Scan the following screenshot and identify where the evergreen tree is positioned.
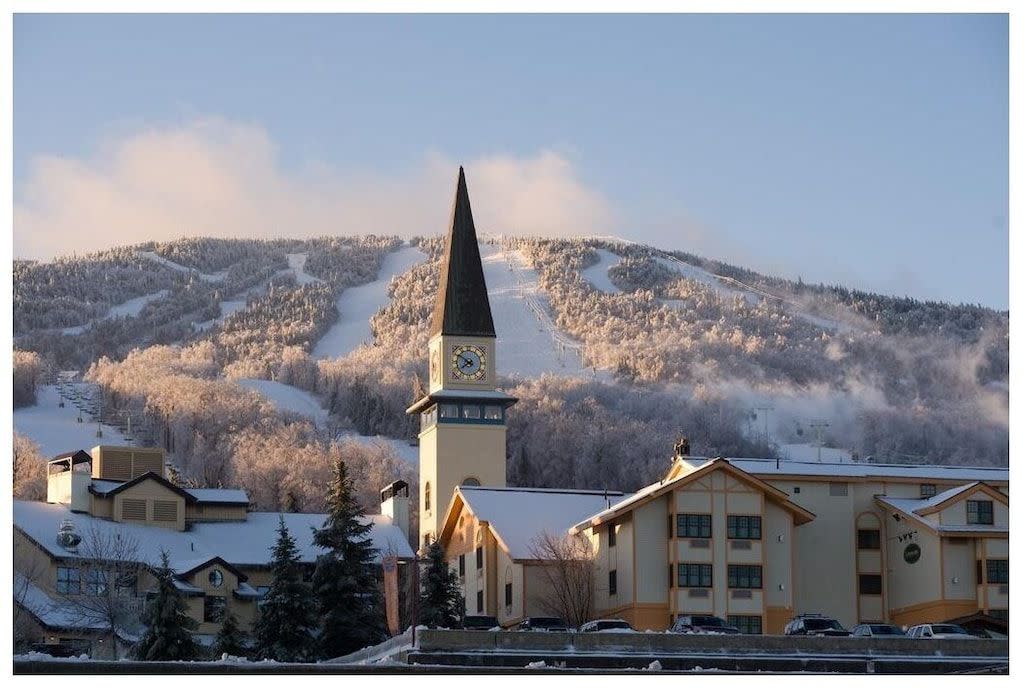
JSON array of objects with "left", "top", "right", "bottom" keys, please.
[
  {"left": 311, "top": 457, "right": 385, "bottom": 659},
  {"left": 418, "top": 541, "right": 464, "bottom": 629},
  {"left": 212, "top": 611, "right": 248, "bottom": 659},
  {"left": 252, "top": 517, "right": 317, "bottom": 662},
  {"left": 133, "top": 551, "right": 198, "bottom": 661}
]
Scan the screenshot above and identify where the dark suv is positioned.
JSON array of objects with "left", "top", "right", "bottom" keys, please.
[
  {"left": 461, "top": 615, "right": 500, "bottom": 630},
  {"left": 670, "top": 615, "right": 740, "bottom": 635},
  {"left": 784, "top": 614, "right": 850, "bottom": 637},
  {"left": 516, "top": 617, "right": 570, "bottom": 632}
]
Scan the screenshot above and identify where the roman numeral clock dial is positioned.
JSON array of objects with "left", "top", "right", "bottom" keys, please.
[{"left": 451, "top": 344, "right": 487, "bottom": 381}]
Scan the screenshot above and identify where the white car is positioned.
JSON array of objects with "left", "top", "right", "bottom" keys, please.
[
  {"left": 851, "top": 624, "right": 906, "bottom": 638},
  {"left": 906, "top": 623, "right": 976, "bottom": 640},
  {"left": 578, "top": 619, "right": 636, "bottom": 633}
]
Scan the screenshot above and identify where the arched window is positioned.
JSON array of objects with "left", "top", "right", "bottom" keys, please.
[
  {"left": 461, "top": 477, "right": 481, "bottom": 487},
  {"left": 425, "top": 482, "right": 432, "bottom": 511}
]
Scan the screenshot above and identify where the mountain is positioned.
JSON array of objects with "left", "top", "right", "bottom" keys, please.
[{"left": 12, "top": 235, "right": 1008, "bottom": 509}]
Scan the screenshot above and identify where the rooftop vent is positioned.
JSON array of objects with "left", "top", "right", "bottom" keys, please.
[{"left": 56, "top": 518, "right": 82, "bottom": 552}]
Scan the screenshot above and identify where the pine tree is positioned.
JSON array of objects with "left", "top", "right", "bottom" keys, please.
[
  {"left": 311, "top": 457, "right": 385, "bottom": 659},
  {"left": 212, "top": 611, "right": 248, "bottom": 659},
  {"left": 419, "top": 541, "right": 464, "bottom": 629},
  {"left": 133, "top": 551, "right": 198, "bottom": 661},
  {"left": 252, "top": 517, "right": 317, "bottom": 662}
]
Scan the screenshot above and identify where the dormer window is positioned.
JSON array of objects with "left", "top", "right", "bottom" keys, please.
[
  {"left": 920, "top": 484, "right": 937, "bottom": 499},
  {"left": 967, "top": 500, "right": 994, "bottom": 525}
]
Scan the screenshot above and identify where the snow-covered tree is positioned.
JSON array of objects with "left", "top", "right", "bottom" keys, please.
[
  {"left": 311, "top": 458, "right": 385, "bottom": 659},
  {"left": 13, "top": 433, "right": 47, "bottom": 500},
  {"left": 252, "top": 517, "right": 317, "bottom": 662},
  {"left": 133, "top": 552, "right": 198, "bottom": 661},
  {"left": 418, "top": 541, "right": 463, "bottom": 629}
]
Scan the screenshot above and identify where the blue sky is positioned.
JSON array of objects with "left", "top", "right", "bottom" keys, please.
[{"left": 14, "top": 13, "right": 1008, "bottom": 308}]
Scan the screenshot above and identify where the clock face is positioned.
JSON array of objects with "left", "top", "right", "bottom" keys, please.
[
  {"left": 451, "top": 344, "right": 487, "bottom": 381},
  {"left": 430, "top": 348, "right": 441, "bottom": 384}
]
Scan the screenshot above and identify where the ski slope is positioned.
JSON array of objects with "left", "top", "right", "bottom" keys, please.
[
  {"left": 286, "top": 253, "right": 320, "bottom": 286},
  {"left": 581, "top": 249, "right": 624, "bottom": 294},
  {"left": 779, "top": 443, "right": 853, "bottom": 463},
  {"left": 14, "top": 385, "right": 127, "bottom": 457},
  {"left": 312, "top": 244, "right": 427, "bottom": 359},
  {"left": 480, "top": 243, "right": 606, "bottom": 380},
  {"left": 139, "top": 251, "right": 227, "bottom": 282},
  {"left": 235, "top": 379, "right": 329, "bottom": 426},
  {"left": 193, "top": 299, "right": 248, "bottom": 333},
  {"left": 61, "top": 289, "right": 170, "bottom": 335}
]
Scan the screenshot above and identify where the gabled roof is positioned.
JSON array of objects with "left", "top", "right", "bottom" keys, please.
[
  {"left": 174, "top": 554, "right": 247, "bottom": 581},
  {"left": 438, "top": 486, "right": 626, "bottom": 560},
  {"left": 429, "top": 167, "right": 496, "bottom": 338},
  {"left": 874, "top": 481, "right": 1008, "bottom": 536},
  {"left": 571, "top": 458, "right": 816, "bottom": 532},
  {"left": 88, "top": 471, "right": 197, "bottom": 503},
  {"left": 47, "top": 449, "right": 92, "bottom": 470}
]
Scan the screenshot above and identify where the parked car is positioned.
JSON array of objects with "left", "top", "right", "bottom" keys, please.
[
  {"left": 670, "top": 615, "right": 740, "bottom": 635},
  {"left": 906, "top": 624, "right": 976, "bottom": 640},
  {"left": 516, "top": 617, "right": 570, "bottom": 632},
  {"left": 850, "top": 624, "right": 907, "bottom": 638},
  {"left": 461, "top": 615, "right": 500, "bottom": 631},
  {"left": 579, "top": 619, "right": 635, "bottom": 633},
  {"left": 784, "top": 614, "right": 850, "bottom": 637}
]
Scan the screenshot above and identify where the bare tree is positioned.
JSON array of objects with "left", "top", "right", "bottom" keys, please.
[
  {"left": 528, "top": 531, "right": 595, "bottom": 629},
  {"left": 57, "top": 526, "right": 145, "bottom": 659},
  {"left": 14, "top": 557, "right": 49, "bottom": 652}
]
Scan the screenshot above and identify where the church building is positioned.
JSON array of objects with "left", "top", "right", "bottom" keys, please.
[{"left": 414, "top": 168, "right": 1009, "bottom": 635}]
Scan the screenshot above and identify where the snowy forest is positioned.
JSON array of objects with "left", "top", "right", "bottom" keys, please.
[{"left": 13, "top": 234, "right": 1009, "bottom": 514}]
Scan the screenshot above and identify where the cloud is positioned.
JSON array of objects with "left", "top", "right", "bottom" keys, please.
[{"left": 14, "top": 118, "right": 617, "bottom": 259}]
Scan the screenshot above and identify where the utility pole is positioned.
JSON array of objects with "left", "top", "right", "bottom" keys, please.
[{"left": 808, "top": 419, "right": 831, "bottom": 462}]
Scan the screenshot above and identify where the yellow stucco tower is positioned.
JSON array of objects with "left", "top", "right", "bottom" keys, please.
[{"left": 407, "top": 167, "right": 516, "bottom": 550}]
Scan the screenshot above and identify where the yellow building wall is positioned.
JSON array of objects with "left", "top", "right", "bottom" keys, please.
[
  {"left": 418, "top": 423, "right": 507, "bottom": 547},
  {"left": 112, "top": 480, "right": 187, "bottom": 531}
]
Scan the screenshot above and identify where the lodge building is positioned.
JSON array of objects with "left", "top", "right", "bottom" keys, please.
[
  {"left": 13, "top": 446, "right": 413, "bottom": 656},
  {"left": 414, "top": 168, "right": 1010, "bottom": 635}
]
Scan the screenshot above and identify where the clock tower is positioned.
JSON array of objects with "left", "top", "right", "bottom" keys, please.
[{"left": 407, "top": 167, "right": 516, "bottom": 549}]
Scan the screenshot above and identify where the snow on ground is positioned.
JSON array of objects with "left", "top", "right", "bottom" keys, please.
[
  {"left": 61, "top": 290, "right": 170, "bottom": 335},
  {"left": 778, "top": 443, "right": 853, "bottom": 463},
  {"left": 139, "top": 251, "right": 226, "bottom": 282},
  {"left": 481, "top": 244, "right": 608, "bottom": 380},
  {"left": 192, "top": 299, "right": 248, "bottom": 332},
  {"left": 337, "top": 432, "right": 419, "bottom": 467},
  {"left": 286, "top": 253, "right": 320, "bottom": 285},
  {"left": 14, "top": 385, "right": 127, "bottom": 457},
  {"left": 580, "top": 249, "right": 624, "bottom": 294},
  {"left": 235, "top": 379, "right": 328, "bottom": 426},
  {"left": 313, "top": 244, "right": 427, "bottom": 359}
]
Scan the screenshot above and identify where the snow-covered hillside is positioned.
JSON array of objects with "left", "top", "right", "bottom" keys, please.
[
  {"left": 481, "top": 243, "right": 605, "bottom": 380},
  {"left": 61, "top": 289, "right": 170, "bottom": 335},
  {"left": 337, "top": 432, "right": 418, "bottom": 467},
  {"left": 581, "top": 249, "right": 623, "bottom": 294},
  {"left": 139, "top": 251, "right": 227, "bottom": 282},
  {"left": 286, "top": 253, "right": 320, "bottom": 286},
  {"left": 14, "top": 385, "right": 127, "bottom": 457},
  {"left": 236, "top": 379, "right": 329, "bottom": 426},
  {"left": 313, "top": 244, "right": 427, "bottom": 359}
]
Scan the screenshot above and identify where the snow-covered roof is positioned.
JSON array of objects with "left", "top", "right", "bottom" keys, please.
[
  {"left": 874, "top": 483, "right": 984, "bottom": 517},
  {"left": 14, "top": 500, "right": 414, "bottom": 576},
  {"left": 185, "top": 488, "right": 250, "bottom": 504},
  {"left": 455, "top": 486, "right": 626, "bottom": 560},
  {"left": 725, "top": 458, "right": 1008, "bottom": 482}
]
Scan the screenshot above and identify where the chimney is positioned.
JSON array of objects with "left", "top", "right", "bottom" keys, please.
[{"left": 380, "top": 480, "right": 411, "bottom": 543}]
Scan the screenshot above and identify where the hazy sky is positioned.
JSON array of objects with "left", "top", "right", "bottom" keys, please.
[{"left": 13, "top": 13, "right": 1008, "bottom": 308}]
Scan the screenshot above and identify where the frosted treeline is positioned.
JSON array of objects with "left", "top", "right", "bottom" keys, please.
[{"left": 13, "top": 234, "right": 1008, "bottom": 508}]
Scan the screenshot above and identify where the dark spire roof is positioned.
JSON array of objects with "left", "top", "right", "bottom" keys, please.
[{"left": 429, "top": 167, "right": 496, "bottom": 338}]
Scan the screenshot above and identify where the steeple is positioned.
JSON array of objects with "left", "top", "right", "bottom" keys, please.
[{"left": 429, "top": 167, "right": 496, "bottom": 338}]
